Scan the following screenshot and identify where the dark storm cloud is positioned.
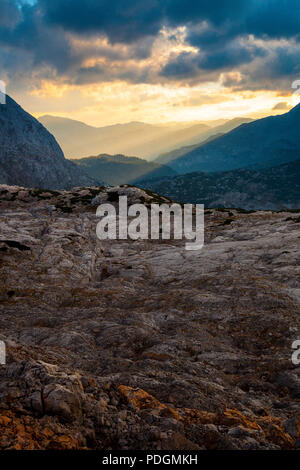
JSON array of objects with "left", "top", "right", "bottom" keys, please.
[
  {"left": 234, "top": 43, "right": 300, "bottom": 92},
  {"left": 1, "top": 0, "right": 300, "bottom": 90},
  {"left": 266, "top": 45, "right": 300, "bottom": 78},
  {"left": 74, "top": 62, "right": 152, "bottom": 85},
  {"left": 37, "top": 0, "right": 300, "bottom": 44},
  {"left": 0, "top": 2, "right": 74, "bottom": 73},
  {"left": 183, "top": 0, "right": 300, "bottom": 53},
  {"left": 38, "top": 0, "right": 250, "bottom": 43},
  {"left": 0, "top": 1, "right": 156, "bottom": 78},
  {"left": 166, "top": 0, "right": 247, "bottom": 25},
  {"left": 0, "top": 0, "right": 21, "bottom": 27},
  {"left": 38, "top": 0, "right": 164, "bottom": 43},
  {"left": 245, "top": 0, "right": 300, "bottom": 39},
  {"left": 199, "top": 41, "right": 266, "bottom": 70},
  {"left": 160, "top": 40, "right": 267, "bottom": 80}
]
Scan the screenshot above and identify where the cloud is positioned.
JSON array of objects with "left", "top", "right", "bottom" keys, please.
[
  {"left": 1, "top": 0, "right": 300, "bottom": 96},
  {"left": 39, "top": 0, "right": 164, "bottom": 43},
  {"left": 159, "top": 52, "right": 200, "bottom": 80},
  {"left": 272, "top": 101, "right": 290, "bottom": 110},
  {"left": 245, "top": 0, "right": 300, "bottom": 39},
  {"left": 225, "top": 40, "right": 300, "bottom": 92},
  {"left": 0, "top": 0, "right": 21, "bottom": 27},
  {"left": 160, "top": 38, "right": 267, "bottom": 83}
]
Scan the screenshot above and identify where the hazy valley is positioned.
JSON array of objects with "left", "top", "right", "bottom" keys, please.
[{"left": 39, "top": 114, "right": 252, "bottom": 161}]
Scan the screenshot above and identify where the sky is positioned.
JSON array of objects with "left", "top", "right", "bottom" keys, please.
[{"left": 1, "top": 0, "right": 300, "bottom": 126}]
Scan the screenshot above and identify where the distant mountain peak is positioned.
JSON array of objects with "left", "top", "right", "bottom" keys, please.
[{"left": 162, "top": 105, "right": 300, "bottom": 174}]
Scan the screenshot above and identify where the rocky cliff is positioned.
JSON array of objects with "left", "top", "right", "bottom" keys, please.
[{"left": 0, "top": 95, "right": 96, "bottom": 189}]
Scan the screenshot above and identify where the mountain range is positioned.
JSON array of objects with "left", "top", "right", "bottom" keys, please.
[
  {"left": 39, "top": 115, "right": 252, "bottom": 160},
  {"left": 72, "top": 153, "right": 177, "bottom": 185},
  {"left": 154, "top": 133, "right": 224, "bottom": 165},
  {"left": 162, "top": 105, "right": 300, "bottom": 174},
  {"left": 154, "top": 116, "right": 253, "bottom": 167},
  {"left": 138, "top": 158, "right": 300, "bottom": 210},
  {"left": 0, "top": 96, "right": 96, "bottom": 190},
  {"left": 2, "top": 93, "right": 300, "bottom": 212}
]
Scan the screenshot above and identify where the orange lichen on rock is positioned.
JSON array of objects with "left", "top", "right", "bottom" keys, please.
[
  {"left": 0, "top": 411, "right": 85, "bottom": 450},
  {"left": 182, "top": 409, "right": 218, "bottom": 425},
  {"left": 183, "top": 408, "right": 295, "bottom": 449},
  {"left": 221, "top": 408, "right": 262, "bottom": 430},
  {"left": 119, "top": 385, "right": 166, "bottom": 411},
  {"left": 119, "top": 385, "right": 182, "bottom": 420},
  {"left": 118, "top": 387, "right": 296, "bottom": 449},
  {"left": 256, "top": 415, "right": 295, "bottom": 449}
]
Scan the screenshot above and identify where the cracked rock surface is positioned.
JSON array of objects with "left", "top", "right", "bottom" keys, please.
[{"left": 0, "top": 184, "right": 299, "bottom": 450}]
